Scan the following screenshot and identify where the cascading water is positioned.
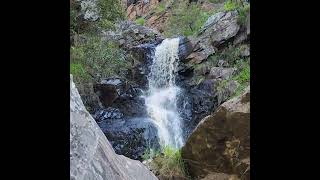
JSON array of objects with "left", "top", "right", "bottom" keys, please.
[{"left": 144, "top": 38, "right": 184, "bottom": 148}]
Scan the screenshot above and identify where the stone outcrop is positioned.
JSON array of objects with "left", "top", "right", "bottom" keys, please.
[
  {"left": 70, "top": 74, "right": 158, "bottom": 180},
  {"left": 102, "top": 21, "right": 163, "bottom": 50},
  {"left": 181, "top": 86, "right": 250, "bottom": 180},
  {"left": 186, "top": 10, "right": 240, "bottom": 65}
]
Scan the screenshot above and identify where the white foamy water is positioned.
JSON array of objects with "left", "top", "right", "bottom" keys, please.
[{"left": 144, "top": 38, "right": 184, "bottom": 148}]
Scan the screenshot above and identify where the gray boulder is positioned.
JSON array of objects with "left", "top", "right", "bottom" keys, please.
[
  {"left": 70, "top": 74, "right": 158, "bottom": 180},
  {"left": 198, "top": 10, "right": 240, "bottom": 46}
]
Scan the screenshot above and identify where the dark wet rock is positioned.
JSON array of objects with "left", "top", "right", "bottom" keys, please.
[
  {"left": 178, "top": 36, "right": 194, "bottom": 60},
  {"left": 128, "top": 43, "right": 156, "bottom": 88},
  {"left": 93, "top": 107, "right": 124, "bottom": 121},
  {"left": 93, "top": 77, "right": 129, "bottom": 107},
  {"left": 93, "top": 77, "right": 148, "bottom": 117},
  {"left": 97, "top": 117, "right": 160, "bottom": 160}
]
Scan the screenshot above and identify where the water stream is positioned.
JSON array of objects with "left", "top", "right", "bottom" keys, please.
[{"left": 144, "top": 38, "right": 184, "bottom": 148}]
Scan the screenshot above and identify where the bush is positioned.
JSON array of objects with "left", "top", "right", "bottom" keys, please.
[
  {"left": 155, "top": 2, "right": 166, "bottom": 13},
  {"left": 164, "top": 2, "right": 209, "bottom": 37},
  {"left": 144, "top": 146, "right": 189, "bottom": 179},
  {"left": 70, "top": 63, "right": 89, "bottom": 80},
  {"left": 135, "top": 17, "right": 145, "bottom": 26},
  {"left": 70, "top": 35, "right": 130, "bottom": 82},
  {"left": 98, "top": 0, "right": 125, "bottom": 22},
  {"left": 223, "top": 0, "right": 250, "bottom": 25},
  {"left": 232, "top": 59, "right": 250, "bottom": 97},
  {"left": 237, "top": 3, "right": 250, "bottom": 25},
  {"left": 224, "top": 0, "right": 238, "bottom": 11}
]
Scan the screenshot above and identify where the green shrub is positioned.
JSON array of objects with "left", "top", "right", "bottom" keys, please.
[
  {"left": 70, "top": 34, "right": 130, "bottom": 81},
  {"left": 98, "top": 0, "right": 125, "bottom": 22},
  {"left": 135, "top": 17, "right": 145, "bottom": 26},
  {"left": 237, "top": 3, "right": 250, "bottom": 25},
  {"left": 164, "top": 2, "right": 210, "bottom": 37},
  {"left": 235, "top": 61, "right": 249, "bottom": 84},
  {"left": 142, "top": 148, "right": 160, "bottom": 161},
  {"left": 232, "top": 60, "right": 250, "bottom": 97},
  {"left": 223, "top": 0, "right": 250, "bottom": 25},
  {"left": 70, "top": 63, "right": 89, "bottom": 80},
  {"left": 150, "top": 146, "right": 189, "bottom": 178},
  {"left": 224, "top": 0, "right": 237, "bottom": 11},
  {"left": 156, "top": 2, "right": 166, "bottom": 13}
]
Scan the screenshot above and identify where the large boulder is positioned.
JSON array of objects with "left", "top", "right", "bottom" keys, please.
[
  {"left": 198, "top": 10, "right": 240, "bottom": 46},
  {"left": 70, "top": 75, "right": 158, "bottom": 180},
  {"left": 181, "top": 87, "right": 250, "bottom": 179}
]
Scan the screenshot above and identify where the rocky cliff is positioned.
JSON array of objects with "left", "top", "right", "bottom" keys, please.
[{"left": 70, "top": 74, "right": 158, "bottom": 180}]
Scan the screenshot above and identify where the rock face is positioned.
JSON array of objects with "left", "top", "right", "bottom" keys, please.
[
  {"left": 97, "top": 117, "right": 160, "bottom": 160},
  {"left": 181, "top": 87, "right": 250, "bottom": 180},
  {"left": 102, "top": 21, "right": 163, "bottom": 51},
  {"left": 70, "top": 74, "right": 158, "bottom": 180},
  {"left": 186, "top": 10, "right": 240, "bottom": 65},
  {"left": 92, "top": 77, "right": 161, "bottom": 160}
]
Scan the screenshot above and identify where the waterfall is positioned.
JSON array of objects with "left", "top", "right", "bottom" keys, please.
[{"left": 144, "top": 38, "right": 184, "bottom": 148}]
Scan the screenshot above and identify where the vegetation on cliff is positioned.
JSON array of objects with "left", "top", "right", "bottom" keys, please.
[{"left": 143, "top": 146, "right": 189, "bottom": 179}]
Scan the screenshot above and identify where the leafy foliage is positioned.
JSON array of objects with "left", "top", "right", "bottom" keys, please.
[
  {"left": 224, "top": 0, "right": 238, "bottom": 11},
  {"left": 97, "top": 0, "right": 125, "bottom": 29},
  {"left": 144, "top": 146, "right": 189, "bottom": 179},
  {"left": 232, "top": 59, "right": 250, "bottom": 97},
  {"left": 223, "top": 0, "right": 250, "bottom": 25},
  {"left": 237, "top": 2, "right": 250, "bottom": 25},
  {"left": 155, "top": 2, "right": 166, "bottom": 13},
  {"left": 71, "top": 35, "right": 130, "bottom": 82},
  {"left": 164, "top": 2, "right": 210, "bottom": 37},
  {"left": 135, "top": 17, "right": 145, "bottom": 26}
]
